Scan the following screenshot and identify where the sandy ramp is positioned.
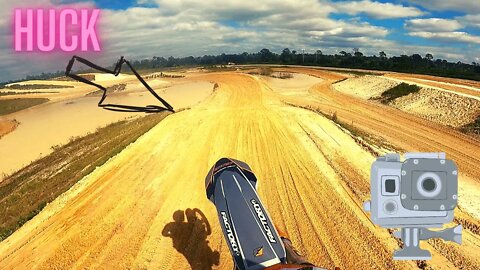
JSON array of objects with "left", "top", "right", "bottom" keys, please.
[{"left": 332, "top": 75, "right": 399, "bottom": 99}]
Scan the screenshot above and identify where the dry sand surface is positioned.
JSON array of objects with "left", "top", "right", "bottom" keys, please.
[
  {"left": 0, "top": 97, "right": 141, "bottom": 177},
  {"left": 332, "top": 75, "right": 400, "bottom": 99},
  {"left": 261, "top": 73, "right": 323, "bottom": 94},
  {"left": 391, "top": 88, "right": 480, "bottom": 127},
  {"left": 0, "top": 74, "right": 213, "bottom": 178},
  {"left": 0, "top": 70, "right": 479, "bottom": 270}
]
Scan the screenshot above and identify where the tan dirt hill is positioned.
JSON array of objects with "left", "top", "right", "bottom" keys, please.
[
  {"left": 332, "top": 75, "right": 400, "bottom": 99},
  {"left": 390, "top": 88, "right": 480, "bottom": 127},
  {"left": 331, "top": 73, "right": 480, "bottom": 129}
]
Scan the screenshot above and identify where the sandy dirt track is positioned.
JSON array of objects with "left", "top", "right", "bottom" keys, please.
[
  {"left": 384, "top": 73, "right": 480, "bottom": 100},
  {"left": 0, "top": 71, "right": 479, "bottom": 269},
  {"left": 0, "top": 76, "right": 213, "bottom": 177}
]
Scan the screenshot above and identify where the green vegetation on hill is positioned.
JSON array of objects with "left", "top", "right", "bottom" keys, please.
[
  {"left": 323, "top": 68, "right": 379, "bottom": 76},
  {"left": 6, "top": 84, "right": 73, "bottom": 90},
  {"left": 461, "top": 115, "right": 480, "bottom": 136},
  {"left": 0, "top": 98, "right": 49, "bottom": 115},
  {"left": 0, "top": 112, "right": 171, "bottom": 241},
  {"left": 379, "top": 83, "right": 421, "bottom": 103},
  {"left": 0, "top": 91, "right": 57, "bottom": 96}
]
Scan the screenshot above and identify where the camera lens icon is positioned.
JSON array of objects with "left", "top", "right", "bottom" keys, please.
[
  {"left": 416, "top": 172, "right": 442, "bottom": 198},
  {"left": 383, "top": 200, "right": 397, "bottom": 214}
]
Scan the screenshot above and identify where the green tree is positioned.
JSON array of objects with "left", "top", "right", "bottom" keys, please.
[
  {"left": 411, "top": 54, "right": 422, "bottom": 62},
  {"left": 280, "top": 48, "right": 292, "bottom": 63},
  {"left": 353, "top": 48, "right": 363, "bottom": 57},
  {"left": 315, "top": 49, "right": 322, "bottom": 63},
  {"left": 259, "top": 48, "right": 273, "bottom": 62}
]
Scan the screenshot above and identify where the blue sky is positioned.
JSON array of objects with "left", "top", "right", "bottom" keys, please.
[{"left": 1, "top": 0, "right": 479, "bottom": 81}]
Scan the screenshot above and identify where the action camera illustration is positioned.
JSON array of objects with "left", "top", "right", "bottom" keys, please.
[{"left": 363, "top": 152, "right": 462, "bottom": 260}]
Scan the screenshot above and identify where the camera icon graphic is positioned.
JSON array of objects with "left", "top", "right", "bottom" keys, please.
[{"left": 364, "top": 152, "right": 462, "bottom": 260}]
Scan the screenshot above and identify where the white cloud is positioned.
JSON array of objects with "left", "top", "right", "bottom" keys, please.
[
  {"left": 405, "top": 18, "right": 463, "bottom": 32},
  {"left": 31, "top": 0, "right": 392, "bottom": 59},
  {"left": 456, "top": 14, "right": 480, "bottom": 28},
  {"left": 333, "top": 0, "right": 425, "bottom": 19},
  {"left": 406, "top": 0, "right": 480, "bottom": 13},
  {"left": 405, "top": 18, "right": 480, "bottom": 45},
  {"left": 409, "top": 31, "right": 480, "bottom": 44}
]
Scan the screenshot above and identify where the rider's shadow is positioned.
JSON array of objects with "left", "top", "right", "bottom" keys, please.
[{"left": 162, "top": 208, "right": 220, "bottom": 270}]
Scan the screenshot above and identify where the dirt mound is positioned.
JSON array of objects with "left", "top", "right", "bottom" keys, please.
[
  {"left": 0, "top": 119, "right": 18, "bottom": 139},
  {"left": 390, "top": 88, "right": 480, "bottom": 127},
  {"left": 54, "top": 74, "right": 96, "bottom": 82},
  {"left": 332, "top": 75, "right": 400, "bottom": 99},
  {"left": 86, "top": 83, "right": 127, "bottom": 97}
]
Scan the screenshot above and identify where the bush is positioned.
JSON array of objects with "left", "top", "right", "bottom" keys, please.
[
  {"left": 332, "top": 112, "right": 338, "bottom": 122},
  {"left": 260, "top": 67, "right": 273, "bottom": 76},
  {"left": 380, "top": 83, "right": 420, "bottom": 103},
  {"left": 460, "top": 115, "right": 480, "bottom": 135}
]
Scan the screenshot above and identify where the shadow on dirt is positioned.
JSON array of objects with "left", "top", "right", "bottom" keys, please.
[{"left": 162, "top": 208, "right": 220, "bottom": 270}]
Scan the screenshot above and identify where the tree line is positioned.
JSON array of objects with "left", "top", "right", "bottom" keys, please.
[
  {"left": 131, "top": 48, "right": 479, "bottom": 81},
  {"left": 2, "top": 48, "right": 479, "bottom": 86}
]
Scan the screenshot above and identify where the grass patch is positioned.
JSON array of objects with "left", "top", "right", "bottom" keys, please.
[
  {"left": 202, "top": 65, "right": 238, "bottom": 72},
  {"left": 317, "top": 109, "right": 403, "bottom": 153},
  {"left": 259, "top": 67, "right": 273, "bottom": 76},
  {"left": 0, "top": 112, "right": 171, "bottom": 241},
  {"left": 6, "top": 84, "right": 74, "bottom": 90},
  {"left": 378, "top": 82, "right": 420, "bottom": 103},
  {"left": 321, "top": 68, "right": 380, "bottom": 76},
  {"left": 248, "top": 67, "right": 293, "bottom": 79},
  {"left": 53, "top": 74, "right": 95, "bottom": 82},
  {"left": 0, "top": 98, "right": 49, "bottom": 115},
  {"left": 0, "top": 91, "right": 58, "bottom": 96}
]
